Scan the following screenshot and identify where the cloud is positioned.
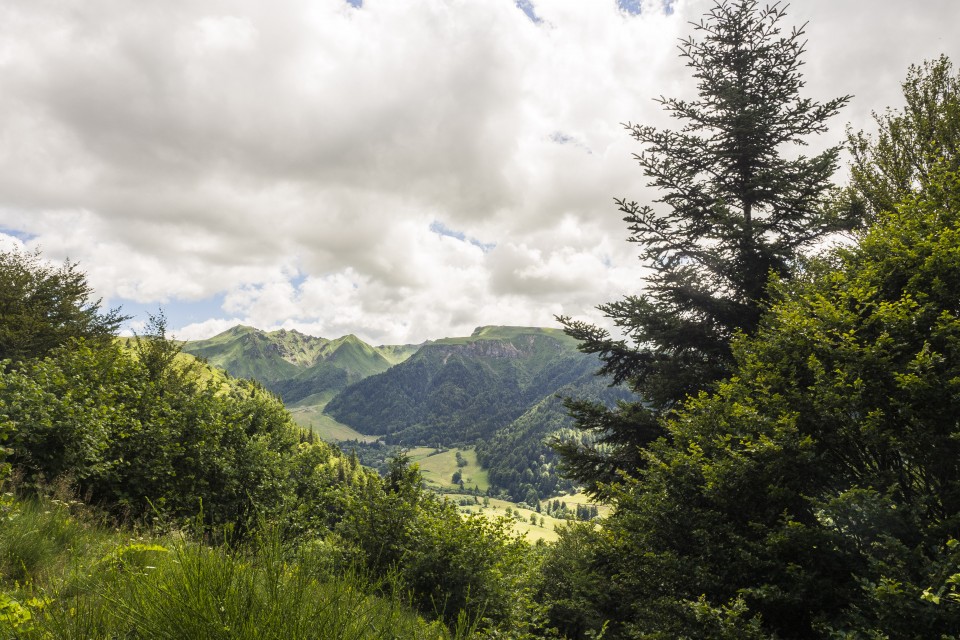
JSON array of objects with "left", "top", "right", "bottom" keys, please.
[
  {"left": 0, "top": 0, "right": 958, "bottom": 344},
  {"left": 0, "top": 233, "right": 28, "bottom": 254}
]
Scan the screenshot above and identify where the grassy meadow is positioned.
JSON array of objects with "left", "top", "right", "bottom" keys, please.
[
  {"left": 289, "top": 403, "right": 379, "bottom": 442},
  {"left": 407, "top": 447, "right": 490, "bottom": 493}
]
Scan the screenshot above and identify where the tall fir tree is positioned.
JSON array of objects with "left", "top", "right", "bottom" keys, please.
[{"left": 556, "top": 0, "right": 853, "bottom": 496}]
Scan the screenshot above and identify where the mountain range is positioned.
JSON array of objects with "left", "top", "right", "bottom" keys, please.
[
  {"left": 183, "top": 324, "right": 629, "bottom": 501},
  {"left": 181, "top": 325, "right": 419, "bottom": 406}
]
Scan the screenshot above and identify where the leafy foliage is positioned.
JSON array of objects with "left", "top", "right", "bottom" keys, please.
[
  {"left": 848, "top": 54, "right": 960, "bottom": 219},
  {"left": 570, "top": 168, "right": 960, "bottom": 638},
  {"left": 0, "top": 498, "right": 465, "bottom": 639},
  {"left": 337, "top": 455, "right": 535, "bottom": 631},
  {"left": 0, "top": 248, "right": 126, "bottom": 364},
  {"left": 0, "top": 254, "right": 538, "bottom": 636},
  {"left": 2, "top": 335, "right": 310, "bottom": 533}
]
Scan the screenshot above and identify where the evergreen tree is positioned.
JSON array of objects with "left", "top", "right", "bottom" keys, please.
[
  {"left": 556, "top": 0, "right": 852, "bottom": 495},
  {"left": 595, "top": 165, "right": 960, "bottom": 639}
]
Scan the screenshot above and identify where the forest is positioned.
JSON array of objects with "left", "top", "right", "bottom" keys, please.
[{"left": 2, "top": 0, "right": 960, "bottom": 637}]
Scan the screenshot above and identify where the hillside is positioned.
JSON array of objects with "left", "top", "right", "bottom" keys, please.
[
  {"left": 475, "top": 376, "right": 633, "bottom": 503},
  {"left": 324, "top": 326, "right": 601, "bottom": 446},
  {"left": 182, "top": 324, "right": 628, "bottom": 501},
  {"left": 181, "top": 325, "right": 419, "bottom": 405}
]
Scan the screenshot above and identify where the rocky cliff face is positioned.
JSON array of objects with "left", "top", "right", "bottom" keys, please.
[{"left": 436, "top": 340, "right": 524, "bottom": 363}]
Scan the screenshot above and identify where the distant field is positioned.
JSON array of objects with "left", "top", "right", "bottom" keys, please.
[
  {"left": 283, "top": 403, "right": 603, "bottom": 541},
  {"left": 289, "top": 404, "right": 379, "bottom": 443},
  {"left": 404, "top": 448, "right": 605, "bottom": 542},
  {"left": 447, "top": 494, "right": 573, "bottom": 543},
  {"left": 556, "top": 490, "right": 612, "bottom": 518},
  {"left": 288, "top": 389, "right": 339, "bottom": 409},
  {"left": 407, "top": 447, "right": 490, "bottom": 493}
]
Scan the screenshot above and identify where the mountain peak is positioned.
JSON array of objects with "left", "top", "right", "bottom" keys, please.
[
  {"left": 469, "top": 325, "right": 570, "bottom": 341},
  {"left": 471, "top": 325, "right": 531, "bottom": 337},
  {"left": 227, "top": 324, "right": 257, "bottom": 336}
]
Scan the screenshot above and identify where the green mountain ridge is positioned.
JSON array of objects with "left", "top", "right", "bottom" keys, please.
[
  {"left": 181, "top": 325, "right": 420, "bottom": 405},
  {"left": 185, "top": 324, "right": 628, "bottom": 500},
  {"left": 325, "top": 326, "right": 602, "bottom": 445},
  {"left": 476, "top": 377, "right": 632, "bottom": 502}
]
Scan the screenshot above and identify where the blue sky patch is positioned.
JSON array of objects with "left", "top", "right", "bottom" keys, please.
[
  {"left": 110, "top": 293, "right": 229, "bottom": 337},
  {"left": 515, "top": 0, "right": 542, "bottom": 24},
  {"left": 618, "top": 0, "right": 675, "bottom": 15},
  {"left": 431, "top": 221, "right": 495, "bottom": 253},
  {"left": 550, "top": 131, "right": 593, "bottom": 154},
  {"left": 0, "top": 227, "right": 36, "bottom": 243},
  {"left": 345, "top": 0, "right": 362, "bottom": 8},
  {"left": 430, "top": 220, "right": 466, "bottom": 242}
]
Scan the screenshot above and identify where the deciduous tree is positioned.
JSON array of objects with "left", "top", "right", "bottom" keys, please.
[
  {"left": 847, "top": 54, "right": 960, "bottom": 219},
  {"left": 0, "top": 248, "right": 126, "bottom": 364},
  {"left": 591, "top": 166, "right": 960, "bottom": 638}
]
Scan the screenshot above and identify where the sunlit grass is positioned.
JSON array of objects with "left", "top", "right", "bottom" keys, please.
[
  {"left": 290, "top": 404, "right": 380, "bottom": 443},
  {"left": 408, "top": 447, "right": 489, "bottom": 493},
  {"left": 446, "top": 491, "right": 609, "bottom": 544},
  {"left": 0, "top": 496, "right": 471, "bottom": 639}
]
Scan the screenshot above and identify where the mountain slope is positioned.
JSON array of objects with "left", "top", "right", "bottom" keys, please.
[
  {"left": 324, "top": 326, "right": 599, "bottom": 445},
  {"left": 182, "top": 325, "right": 418, "bottom": 405},
  {"left": 475, "top": 376, "right": 633, "bottom": 502}
]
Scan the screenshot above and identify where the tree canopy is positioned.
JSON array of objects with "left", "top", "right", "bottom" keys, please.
[
  {"left": 848, "top": 54, "right": 960, "bottom": 220},
  {"left": 585, "top": 165, "right": 960, "bottom": 638},
  {"left": 0, "top": 247, "right": 540, "bottom": 637},
  {"left": 557, "top": 0, "right": 852, "bottom": 495},
  {"left": 0, "top": 248, "right": 126, "bottom": 364}
]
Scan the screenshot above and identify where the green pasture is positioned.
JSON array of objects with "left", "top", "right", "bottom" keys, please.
[
  {"left": 289, "top": 404, "right": 379, "bottom": 443},
  {"left": 407, "top": 447, "right": 490, "bottom": 493}
]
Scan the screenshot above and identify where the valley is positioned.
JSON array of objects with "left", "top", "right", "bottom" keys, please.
[{"left": 182, "top": 323, "right": 626, "bottom": 535}]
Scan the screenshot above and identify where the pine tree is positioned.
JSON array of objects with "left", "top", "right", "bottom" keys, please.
[{"left": 556, "top": 0, "right": 852, "bottom": 496}]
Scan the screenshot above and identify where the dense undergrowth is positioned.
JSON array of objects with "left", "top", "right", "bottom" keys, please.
[
  {"left": 0, "top": 493, "right": 470, "bottom": 638},
  {"left": 0, "top": 301, "right": 542, "bottom": 637}
]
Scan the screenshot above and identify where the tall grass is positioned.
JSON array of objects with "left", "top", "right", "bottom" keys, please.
[{"left": 0, "top": 497, "right": 475, "bottom": 639}]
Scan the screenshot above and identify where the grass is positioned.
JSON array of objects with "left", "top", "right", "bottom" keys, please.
[
  {"left": 399, "top": 448, "right": 605, "bottom": 543},
  {"left": 407, "top": 448, "right": 490, "bottom": 493},
  {"left": 0, "top": 495, "right": 472, "bottom": 639},
  {"left": 448, "top": 495, "right": 564, "bottom": 543},
  {"left": 557, "top": 490, "right": 612, "bottom": 518},
  {"left": 288, "top": 389, "right": 340, "bottom": 409},
  {"left": 289, "top": 403, "right": 380, "bottom": 443},
  {"left": 444, "top": 491, "right": 609, "bottom": 544}
]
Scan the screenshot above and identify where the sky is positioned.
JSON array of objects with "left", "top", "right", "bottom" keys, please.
[{"left": 1, "top": 0, "right": 958, "bottom": 345}]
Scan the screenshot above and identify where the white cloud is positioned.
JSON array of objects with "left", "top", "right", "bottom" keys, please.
[
  {"left": 0, "top": 233, "right": 27, "bottom": 254},
  {"left": 0, "top": 0, "right": 958, "bottom": 343}
]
